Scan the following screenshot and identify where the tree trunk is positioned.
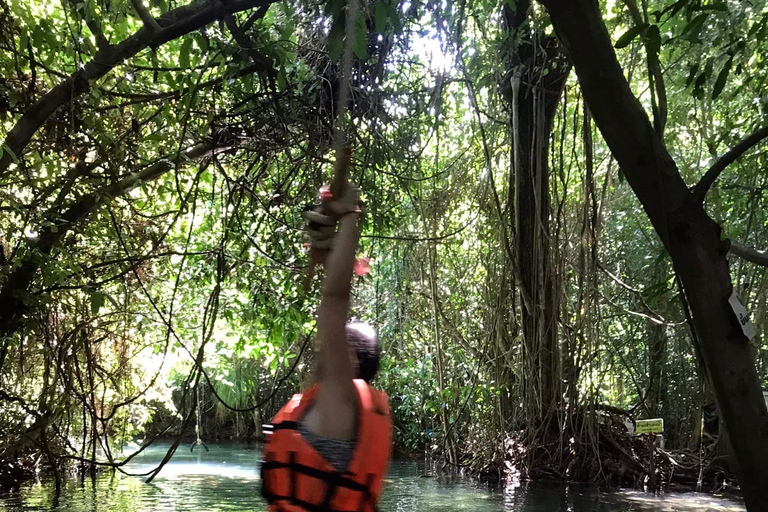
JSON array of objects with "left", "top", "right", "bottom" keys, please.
[
  {"left": 502, "top": 2, "right": 570, "bottom": 423},
  {"left": 538, "top": 0, "right": 768, "bottom": 508}
]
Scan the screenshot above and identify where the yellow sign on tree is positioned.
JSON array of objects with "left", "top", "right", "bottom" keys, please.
[{"left": 636, "top": 418, "right": 664, "bottom": 435}]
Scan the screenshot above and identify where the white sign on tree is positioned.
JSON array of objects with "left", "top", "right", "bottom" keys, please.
[{"left": 729, "top": 289, "right": 756, "bottom": 340}]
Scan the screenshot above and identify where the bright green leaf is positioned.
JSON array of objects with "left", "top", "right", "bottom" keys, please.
[{"left": 179, "top": 37, "right": 193, "bottom": 69}]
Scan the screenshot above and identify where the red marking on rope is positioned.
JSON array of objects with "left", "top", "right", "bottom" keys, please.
[
  {"left": 354, "top": 257, "right": 371, "bottom": 276},
  {"left": 319, "top": 185, "right": 333, "bottom": 201}
]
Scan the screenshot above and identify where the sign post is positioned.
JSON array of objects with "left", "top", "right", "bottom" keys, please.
[
  {"left": 635, "top": 419, "right": 664, "bottom": 435},
  {"left": 635, "top": 419, "right": 664, "bottom": 491}
]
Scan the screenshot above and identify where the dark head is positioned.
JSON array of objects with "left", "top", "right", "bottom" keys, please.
[{"left": 346, "top": 322, "right": 380, "bottom": 383}]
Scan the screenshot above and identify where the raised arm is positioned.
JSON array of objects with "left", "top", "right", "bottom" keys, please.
[{"left": 304, "top": 183, "right": 362, "bottom": 439}]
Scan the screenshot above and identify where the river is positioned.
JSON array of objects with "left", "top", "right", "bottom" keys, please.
[{"left": 0, "top": 444, "right": 745, "bottom": 511}]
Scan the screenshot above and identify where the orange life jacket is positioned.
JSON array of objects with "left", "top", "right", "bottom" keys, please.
[{"left": 261, "top": 379, "right": 392, "bottom": 512}]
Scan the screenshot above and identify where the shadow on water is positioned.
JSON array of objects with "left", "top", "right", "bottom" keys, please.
[{"left": 0, "top": 444, "right": 745, "bottom": 511}]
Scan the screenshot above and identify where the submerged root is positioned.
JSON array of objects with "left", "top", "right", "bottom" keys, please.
[{"left": 455, "top": 406, "right": 737, "bottom": 493}]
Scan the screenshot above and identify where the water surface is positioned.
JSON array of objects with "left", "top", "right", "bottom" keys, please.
[{"left": 0, "top": 444, "right": 745, "bottom": 511}]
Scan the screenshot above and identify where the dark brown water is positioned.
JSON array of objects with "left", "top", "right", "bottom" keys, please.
[{"left": 0, "top": 444, "right": 745, "bottom": 511}]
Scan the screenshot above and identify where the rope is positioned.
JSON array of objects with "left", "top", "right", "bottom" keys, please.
[
  {"left": 303, "top": 0, "right": 363, "bottom": 291},
  {"left": 332, "top": 0, "right": 362, "bottom": 159}
]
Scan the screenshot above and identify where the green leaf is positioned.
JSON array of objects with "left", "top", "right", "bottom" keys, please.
[
  {"left": 91, "top": 291, "right": 105, "bottom": 315},
  {"left": 712, "top": 57, "right": 732, "bottom": 100},
  {"left": 42, "top": 22, "right": 59, "bottom": 49},
  {"left": 179, "top": 37, "right": 193, "bottom": 69},
  {"left": 759, "top": 20, "right": 768, "bottom": 40},
  {"left": 19, "top": 29, "right": 29, "bottom": 51},
  {"left": 696, "top": 2, "right": 727, "bottom": 12},
  {"left": 327, "top": 17, "right": 345, "bottom": 61},
  {"left": 685, "top": 63, "right": 699, "bottom": 87},
  {"left": 195, "top": 32, "right": 209, "bottom": 54},
  {"left": 693, "top": 61, "right": 711, "bottom": 100},
  {"left": 748, "top": 20, "right": 764, "bottom": 38},
  {"left": 32, "top": 26, "right": 46, "bottom": 49},
  {"left": 353, "top": 14, "right": 368, "bottom": 60},
  {"left": 384, "top": 2, "right": 403, "bottom": 33},
  {"left": 281, "top": 18, "right": 295, "bottom": 40},
  {"left": 374, "top": 1, "right": 388, "bottom": 34},
  {"left": 644, "top": 24, "right": 661, "bottom": 55},
  {"left": 615, "top": 23, "right": 649, "bottom": 49},
  {"left": 667, "top": 1, "right": 688, "bottom": 19},
  {"left": 680, "top": 14, "right": 708, "bottom": 41},
  {"left": 660, "top": 0, "right": 689, "bottom": 19},
  {"left": 104, "top": 292, "right": 120, "bottom": 309},
  {"left": 1, "top": 145, "right": 18, "bottom": 163}
]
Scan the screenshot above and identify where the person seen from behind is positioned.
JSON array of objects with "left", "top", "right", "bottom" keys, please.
[{"left": 260, "top": 160, "right": 392, "bottom": 512}]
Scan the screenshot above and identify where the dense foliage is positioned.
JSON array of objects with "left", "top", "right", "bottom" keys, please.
[{"left": 0, "top": 0, "right": 766, "bottom": 492}]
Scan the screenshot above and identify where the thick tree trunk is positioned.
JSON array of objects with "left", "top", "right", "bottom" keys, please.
[
  {"left": 538, "top": 0, "right": 768, "bottom": 508},
  {"left": 502, "top": 3, "right": 570, "bottom": 422}
]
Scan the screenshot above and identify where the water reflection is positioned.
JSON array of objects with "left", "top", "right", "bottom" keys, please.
[{"left": 0, "top": 444, "right": 745, "bottom": 512}]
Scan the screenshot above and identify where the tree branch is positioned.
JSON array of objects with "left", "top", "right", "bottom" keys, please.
[
  {"left": 130, "top": 0, "right": 163, "bottom": 31},
  {"left": 620, "top": 0, "right": 667, "bottom": 136},
  {"left": 223, "top": 15, "right": 274, "bottom": 76},
  {"left": 691, "top": 125, "right": 768, "bottom": 204},
  {"left": 597, "top": 261, "right": 668, "bottom": 322},
  {"left": 95, "top": 62, "right": 265, "bottom": 111},
  {"left": 241, "top": 5, "right": 270, "bottom": 32},
  {"left": 0, "top": 142, "right": 232, "bottom": 346},
  {"left": 729, "top": 239, "right": 768, "bottom": 268},
  {"left": 0, "top": 0, "right": 276, "bottom": 176},
  {"left": 67, "top": 0, "right": 112, "bottom": 50}
]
